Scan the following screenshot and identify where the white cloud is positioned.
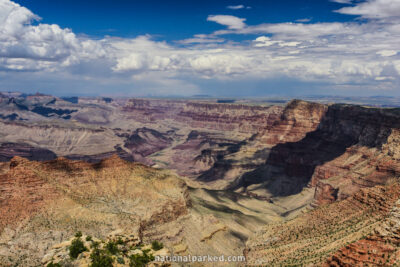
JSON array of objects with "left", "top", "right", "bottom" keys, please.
[
  {"left": 296, "top": 18, "right": 312, "bottom": 23},
  {"left": 0, "top": 0, "right": 399, "bottom": 96},
  {"left": 330, "top": 0, "right": 353, "bottom": 4},
  {"left": 336, "top": 0, "right": 400, "bottom": 19},
  {"left": 0, "top": 0, "right": 104, "bottom": 71},
  {"left": 218, "top": 22, "right": 363, "bottom": 38},
  {"left": 254, "top": 36, "right": 301, "bottom": 47},
  {"left": 177, "top": 34, "right": 225, "bottom": 44},
  {"left": 227, "top": 5, "right": 244, "bottom": 10},
  {"left": 207, "top": 15, "right": 246, "bottom": 30},
  {"left": 377, "top": 50, "right": 398, "bottom": 57}
]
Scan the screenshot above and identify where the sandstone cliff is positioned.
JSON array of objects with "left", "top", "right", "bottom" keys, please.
[{"left": 232, "top": 101, "right": 400, "bottom": 204}]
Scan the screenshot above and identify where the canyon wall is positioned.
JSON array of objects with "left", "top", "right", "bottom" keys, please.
[
  {"left": 122, "top": 98, "right": 282, "bottom": 133},
  {"left": 232, "top": 102, "right": 400, "bottom": 204},
  {"left": 1, "top": 94, "right": 400, "bottom": 208}
]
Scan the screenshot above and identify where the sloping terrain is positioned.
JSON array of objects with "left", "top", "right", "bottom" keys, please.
[
  {"left": 245, "top": 182, "right": 400, "bottom": 266},
  {"left": 0, "top": 156, "right": 296, "bottom": 266},
  {"left": 0, "top": 155, "right": 189, "bottom": 266}
]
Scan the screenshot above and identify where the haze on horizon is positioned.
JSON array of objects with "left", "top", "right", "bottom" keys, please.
[{"left": 0, "top": 0, "right": 399, "bottom": 97}]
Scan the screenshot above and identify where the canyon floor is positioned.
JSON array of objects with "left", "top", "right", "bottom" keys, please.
[{"left": 0, "top": 92, "right": 400, "bottom": 266}]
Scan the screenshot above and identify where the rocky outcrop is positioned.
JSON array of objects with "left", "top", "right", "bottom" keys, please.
[
  {"left": 0, "top": 155, "right": 190, "bottom": 266},
  {"left": 123, "top": 127, "right": 174, "bottom": 164},
  {"left": 325, "top": 198, "right": 400, "bottom": 266},
  {"left": 259, "top": 99, "right": 328, "bottom": 144},
  {"left": 41, "top": 231, "right": 170, "bottom": 267},
  {"left": 245, "top": 182, "right": 400, "bottom": 266}
]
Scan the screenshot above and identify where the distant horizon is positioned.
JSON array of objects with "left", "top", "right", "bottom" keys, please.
[{"left": 2, "top": 90, "right": 400, "bottom": 99}]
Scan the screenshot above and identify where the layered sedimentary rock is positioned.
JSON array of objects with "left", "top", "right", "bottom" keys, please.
[
  {"left": 325, "top": 198, "right": 400, "bottom": 266},
  {"left": 0, "top": 155, "right": 189, "bottom": 266},
  {"left": 245, "top": 182, "right": 400, "bottom": 266},
  {"left": 0, "top": 156, "right": 286, "bottom": 266},
  {"left": 233, "top": 102, "right": 400, "bottom": 203},
  {"left": 1, "top": 94, "right": 400, "bottom": 266},
  {"left": 122, "top": 98, "right": 282, "bottom": 133},
  {"left": 0, "top": 120, "right": 124, "bottom": 162}
]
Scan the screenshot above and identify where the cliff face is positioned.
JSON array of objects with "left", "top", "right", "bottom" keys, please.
[
  {"left": 123, "top": 98, "right": 282, "bottom": 133},
  {"left": 242, "top": 103, "right": 400, "bottom": 266},
  {"left": 233, "top": 102, "right": 400, "bottom": 203},
  {"left": 259, "top": 99, "right": 328, "bottom": 144},
  {"left": 310, "top": 106, "right": 400, "bottom": 205}
]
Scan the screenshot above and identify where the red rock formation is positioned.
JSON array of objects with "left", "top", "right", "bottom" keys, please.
[
  {"left": 325, "top": 196, "right": 400, "bottom": 266},
  {"left": 258, "top": 99, "right": 328, "bottom": 144},
  {"left": 238, "top": 101, "right": 400, "bottom": 201},
  {"left": 245, "top": 183, "right": 400, "bottom": 266},
  {"left": 0, "top": 157, "right": 60, "bottom": 231},
  {"left": 122, "top": 98, "right": 282, "bottom": 133}
]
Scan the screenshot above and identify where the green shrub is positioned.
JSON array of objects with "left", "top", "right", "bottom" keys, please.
[
  {"left": 151, "top": 240, "right": 163, "bottom": 251},
  {"left": 69, "top": 237, "right": 87, "bottom": 259},
  {"left": 91, "top": 241, "right": 100, "bottom": 249},
  {"left": 75, "top": 231, "right": 83, "bottom": 238},
  {"left": 86, "top": 235, "right": 92, "bottom": 242},
  {"left": 90, "top": 247, "right": 114, "bottom": 267},
  {"left": 116, "top": 237, "right": 124, "bottom": 245},
  {"left": 117, "top": 257, "right": 125, "bottom": 264},
  {"left": 105, "top": 241, "right": 119, "bottom": 255},
  {"left": 129, "top": 249, "right": 155, "bottom": 267},
  {"left": 47, "top": 262, "right": 62, "bottom": 267}
]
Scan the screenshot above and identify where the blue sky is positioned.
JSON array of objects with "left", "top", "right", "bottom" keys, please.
[
  {"left": 14, "top": 0, "right": 356, "bottom": 40},
  {"left": 1, "top": 0, "right": 400, "bottom": 97}
]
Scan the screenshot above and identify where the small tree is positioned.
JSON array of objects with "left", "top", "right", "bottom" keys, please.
[
  {"left": 90, "top": 247, "right": 114, "bottom": 267},
  {"left": 69, "top": 236, "right": 87, "bottom": 259},
  {"left": 129, "top": 249, "right": 155, "bottom": 267},
  {"left": 105, "top": 241, "right": 119, "bottom": 255},
  {"left": 151, "top": 240, "right": 163, "bottom": 251}
]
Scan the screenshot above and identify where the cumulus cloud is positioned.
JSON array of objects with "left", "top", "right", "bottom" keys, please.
[
  {"left": 0, "top": 0, "right": 399, "bottom": 96},
  {"left": 335, "top": 0, "right": 400, "bottom": 19},
  {"left": 254, "top": 36, "right": 301, "bottom": 47},
  {"left": 0, "top": 0, "right": 104, "bottom": 71},
  {"left": 207, "top": 15, "right": 246, "bottom": 29}
]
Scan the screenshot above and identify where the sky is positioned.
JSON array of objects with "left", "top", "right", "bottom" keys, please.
[{"left": 0, "top": 0, "right": 399, "bottom": 97}]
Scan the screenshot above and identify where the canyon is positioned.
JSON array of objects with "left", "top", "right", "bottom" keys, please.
[{"left": 0, "top": 93, "right": 400, "bottom": 266}]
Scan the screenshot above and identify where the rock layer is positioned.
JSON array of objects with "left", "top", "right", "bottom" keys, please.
[{"left": 245, "top": 182, "right": 400, "bottom": 266}]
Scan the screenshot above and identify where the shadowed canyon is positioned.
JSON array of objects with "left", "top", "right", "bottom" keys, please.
[{"left": 1, "top": 93, "right": 400, "bottom": 266}]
